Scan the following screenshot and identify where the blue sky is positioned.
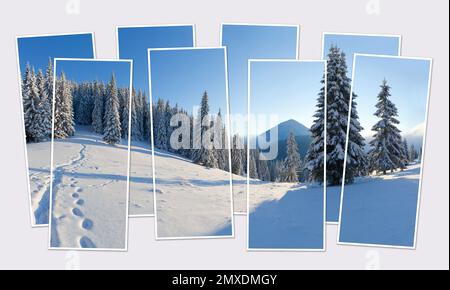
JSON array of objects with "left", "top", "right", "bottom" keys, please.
[
  {"left": 352, "top": 55, "right": 431, "bottom": 138},
  {"left": 250, "top": 61, "right": 325, "bottom": 136},
  {"left": 322, "top": 34, "right": 401, "bottom": 75},
  {"left": 17, "top": 34, "right": 94, "bottom": 77},
  {"left": 55, "top": 60, "right": 132, "bottom": 88},
  {"left": 118, "top": 26, "right": 194, "bottom": 97},
  {"left": 222, "top": 25, "right": 298, "bottom": 134},
  {"left": 149, "top": 48, "right": 228, "bottom": 116}
]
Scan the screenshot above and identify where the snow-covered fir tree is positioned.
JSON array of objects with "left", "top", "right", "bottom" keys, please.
[
  {"left": 257, "top": 157, "right": 271, "bottom": 181},
  {"left": 231, "top": 134, "right": 244, "bottom": 175},
  {"left": 103, "top": 74, "right": 122, "bottom": 144},
  {"left": 402, "top": 138, "right": 409, "bottom": 164},
  {"left": 283, "top": 132, "right": 301, "bottom": 182},
  {"left": 54, "top": 73, "right": 74, "bottom": 139},
  {"left": 154, "top": 98, "right": 168, "bottom": 150},
  {"left": 33, "top": 69, "right": 52, "bottom": 141},
  {"left": 248, "top": 149, "right": 259, "bottom": 179},
  {"left": 91, "top": 81, "right": 105, "bottom": 134},
  {"left": 326, "top": 46, "right": 365, "bottom": 185},
  {"left": 345, "top": 92, "right": 368, "bottom": 182},
  {"left": 409, "top": 144, "right": 417, "bottom": 162},
  {"left": 304, "top": 75, "right": 325, "bottom": 183},
  {"left": 192, "top": 91, "right": 218, "bottom": 168},
  {"left": 368, "top": 79, "right": 404, "bottom": 174}
]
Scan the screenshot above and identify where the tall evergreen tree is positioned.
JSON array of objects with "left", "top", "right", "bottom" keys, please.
[
  {"left": 154, "top": 98, "right": 168, "bottom": 150},
  {"left": 326, "top": 47, "right": 358, "bottom": 185},
  {"left": 345, "top": 92, "right": 368, "bottom": 182},
  {"left": 231, "top": 134, "right": 244, "bottom": 175},
  {"left": 248, "top": 149, "right": 259, "bottom": 179},
  {"left": 33, "top": 69, "right": 52, "bottom": 141},
  {"left": 103, "top": 74, "right": 122, "bottom": 144},
  {"left": 22, "top": 63, "right": 34, "bottom": 141},
  {"left": 283, "top": 132, "right": 301, "bottom": 182},
  {"left": 54, "top": 73, "right": 74, "bottom": 139},
  {"left": 305, "top": 75, "right": 325, "bottom": 183},
  {"left": 409, "top": 144, "right": 417, "bottom": 162},
  {"left": 368, "top": 79, "right": 403, "bottom": 174},
  {"left": 91, "top": 81, "right": 105, "bottom": 134},
  {"left": 257, "top": 157, "right": 271, "bottom": 181}
]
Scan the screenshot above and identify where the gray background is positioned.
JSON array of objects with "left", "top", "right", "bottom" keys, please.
[{"left": 0, "top": 0, "right": 448, "bottom": 269}]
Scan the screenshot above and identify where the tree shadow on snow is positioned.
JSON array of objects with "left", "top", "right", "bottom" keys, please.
[{"left": 248, "top": 186, "right": 324, "bottom": 250}]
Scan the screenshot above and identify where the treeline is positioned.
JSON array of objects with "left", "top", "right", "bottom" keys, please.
[
  {"left": 22, "top": 59, "right": 151, "bottom": 145},
  {"left": 21, "top": 61, "right": 53, "bottom": 142},
  {"left": 152, "top": 91, "right": 230, "bottom": 171}
]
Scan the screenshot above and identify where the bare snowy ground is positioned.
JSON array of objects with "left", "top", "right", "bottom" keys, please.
[
  {"left": 339, "top": 164, "right": 421, "bottom": 247},
  {"left": 128, "top": 141, "right": 154, "bottom": 216},
  {"left": 248, "top": 181, "right": 325, "bottom": 250},
  {"left": 153, "top": 149, "right": 236, "bottom": 238},
  {"left": 27, "top": 141, "right": 52, "bottom": 225},
  {"left": 49, "top": 127, "right": 128, "bottom": 249},
  {"left": 127, "top": 143, "right": 248, "bottom": 216}
]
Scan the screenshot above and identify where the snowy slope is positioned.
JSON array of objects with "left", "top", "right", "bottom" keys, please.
[
  {"left": 27, "top": 141, "right": 52, "bottom": 225},
  {"left": 128, "top": 141, "right": 155, "bottom": 216},
  {"left": 49, "top": 127, "right": 128, "bottom": 249},
  {"left": 153, "top": 149, "right": 235, "bottom": 238},
  {"left": 339, "top": 164, "right": 421, "bottom": 247},
  {"left": 248, "top": 181, "right": 324, "bottom": 249}
]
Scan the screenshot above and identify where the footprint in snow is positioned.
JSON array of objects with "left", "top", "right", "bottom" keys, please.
[
  {"left": 72, "top": 208, "right": 84, "bottom": 217},
  {"left": 72, "top": 193, "right": 79, "bottom": 198},
  {"left": 76, "top": 199, "right": 85, "bottom": 206},
  {"left": 81, "top": 219, "right": 93, "bottom": 230},
  {"left": 79, "top": 236, "right": 96, "bottom": 248}
]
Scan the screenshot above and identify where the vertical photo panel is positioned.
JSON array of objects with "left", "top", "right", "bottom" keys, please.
[
  {"left": 321, "top": 33, "right": 401, "bottom": 223},
  {"left": 16, "top": 33, "right": 95, "bottom": 226},
  {"left": 247, "top": 60, "right": 326, "bottom": 251},
  {"left": 148, "top": 47, "right": 233, "bottom": 239},
  {"left": 49, "top": 59, "right": 133, "bottom": 250},
  {"left": 221, "top": 24, "right": 299, "bottom": 213},
  {"left": 117, "top": 25, "right": 195, "bottom": 216},
  {"left": 338, "top": 55, "right": 432, "bottom": 248}
]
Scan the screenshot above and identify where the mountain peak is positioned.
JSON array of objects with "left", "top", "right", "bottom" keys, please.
[{"left": 259, "top": 119, "right": 310, "bottom": 141}]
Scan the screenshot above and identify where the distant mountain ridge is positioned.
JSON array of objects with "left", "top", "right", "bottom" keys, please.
[{"left": 256, "top": 119, "right": 312, "bottom": 160}]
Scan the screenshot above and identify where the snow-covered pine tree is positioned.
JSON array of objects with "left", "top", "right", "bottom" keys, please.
[
  {"left": 54, "top": 73, "right": 73, "bottom": 139},
  {"left": 248, "top": 149, "right": 259, "bottom": 179},
  {"left": 103, "top": 74, "right": 122, "bottom": 145},
  {"left": 283, "top": 132, "right": 301, "bottom": 182},
  {"left": 402, "top": 138, "right": 409, "bottom": 164},
  {"left": 22, "top": 63, "right": 34, "bottom": 141},
  {"left": 154, "top": 98, "right": 168, "bottom": 150},
  {"left": 257, "top": 157, "right": 271, "bottom": 181},
  {"left": 75, "top": 83, "right": 94, "bottom": 125},
  {"left": 33, "top": 69, "right": 52, "bottom": 142},
  {"left": 26, "top": 68, "right": 45, "bottom": 142},
  {"left": 345, "top": 92, "right": 368, "bottom": 182},
  {"left": 41, "top": 60, "right": 54, "bottom": 140},
  {"left": 214, "top": 109, "right": 227, "bottom": 170},
  {"left": 231, "top": 134, "right": 244, "bottom": 175},
  {"left": 63, "top": 78, "right": 75, "bottom": 137},
  {"left": 409, "top": 144, "right": 417, "bottom": 162},
  {"left": 192, "top": 91, "right": 218, "bottom": 168},
  {"left": 91, "top": 81, "right": 105, "bottom": 134},
  {"left": 326, "top": 47, "right": 356, "bottom": 185},
  {"left": 142, "top": 93, "right": 151, "bottom": 141},
  {"left": 120, "top": 88, "right": 131, "bottom": 139},
  {"left": 134, "top": 90, "right": 144, "bottom": 140},
  {"left": 368, "top": 79, "right": 404, "bottom": 174},
  {"left": 165, "top": 100, "right": 174, "bottom": 152},
  {"left": 304, "top": 75, "right": 325, "bottom": 183}
]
